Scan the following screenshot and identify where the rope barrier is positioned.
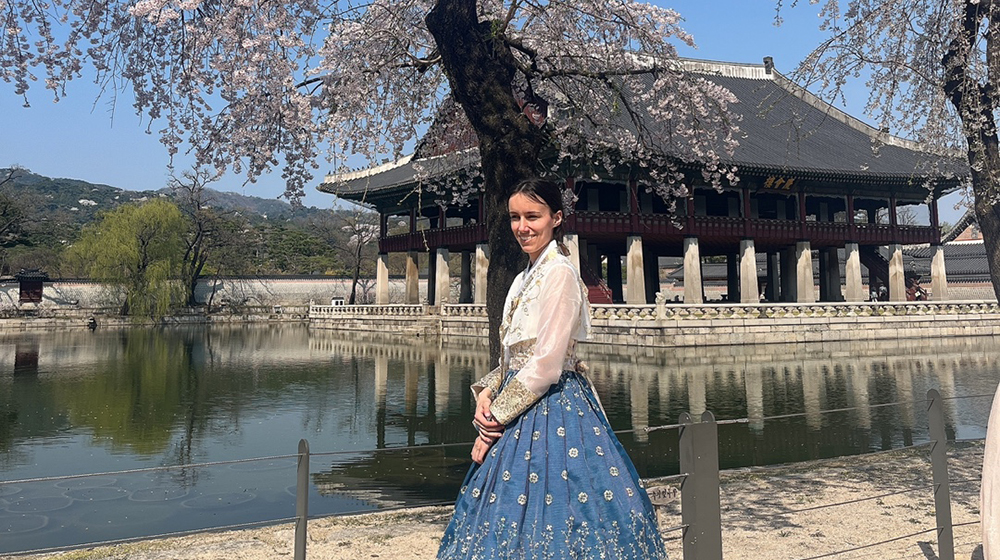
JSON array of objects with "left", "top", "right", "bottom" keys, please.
[
  {"left": 746, "top": 484, "right": 934, "bottom": 519},
  {"left": 789, "top": 527, "right": 936, "bottom": 560},
  {"left": 0, "top": 453, "right": 302, "bottom": 487},
  {"left": 1, "top": 516, "right": 299, "bottom": 557}
]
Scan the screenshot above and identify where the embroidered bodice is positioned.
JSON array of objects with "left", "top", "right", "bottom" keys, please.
[{"left": 472, "top": 240, "right": 591, "bottom": 424}]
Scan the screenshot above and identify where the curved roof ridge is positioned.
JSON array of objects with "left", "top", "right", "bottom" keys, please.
[
  {"left": 680, "top": 57, "right": 948, "bottom": 155},
  {"left": 324, "top": 154, "right": 414, "bottom": 183}
]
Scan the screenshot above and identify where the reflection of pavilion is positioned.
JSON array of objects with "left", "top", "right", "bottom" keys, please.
[
  {"left": 312, "top": 330, "right": 995, "bottom": 503},
  {"left": 325, "top": 58, "right": 962, "bottom": 306},
  {"left": 330, "top": 330, "right": 991, "bottom": 450}
]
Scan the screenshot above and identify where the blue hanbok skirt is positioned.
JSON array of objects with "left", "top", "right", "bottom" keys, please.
[{"left": 437, "top": 371, "right": 667, "bottom": 560}]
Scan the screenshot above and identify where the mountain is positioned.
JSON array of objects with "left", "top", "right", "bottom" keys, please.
[{"left": 0, "top": 167, "right": 332, "bottom": 225}]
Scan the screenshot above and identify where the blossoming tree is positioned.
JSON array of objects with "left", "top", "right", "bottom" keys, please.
[
  {"left": 2, "top": 0, "right": 738, "bottom": 358},
  {"left": 781, "top": 0, "right": 1000, "bottom": 297}
]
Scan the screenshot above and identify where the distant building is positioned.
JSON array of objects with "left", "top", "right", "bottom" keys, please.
[{"left": 322, "top": 58, "right": 965, "bottom": 305}]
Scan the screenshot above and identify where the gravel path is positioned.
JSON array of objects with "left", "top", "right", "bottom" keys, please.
[{"left": 5, "top": 442, "right": 985, "bottom": 560}]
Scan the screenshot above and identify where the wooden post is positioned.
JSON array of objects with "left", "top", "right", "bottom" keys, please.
[
  {"left": 927, "top": 389, "right": 955, "bottom": 560},
  {"left": 679, "top": 411, "right": 723, "bottom": 560}
]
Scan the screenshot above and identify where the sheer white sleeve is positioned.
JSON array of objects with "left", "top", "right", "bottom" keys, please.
[{"left": 490, "top": 263, "right": 582, "bottom": 424}]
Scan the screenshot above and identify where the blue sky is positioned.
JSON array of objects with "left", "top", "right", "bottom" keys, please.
[{"left": 0, "top": 1, "right": 965, "bottom": 221}]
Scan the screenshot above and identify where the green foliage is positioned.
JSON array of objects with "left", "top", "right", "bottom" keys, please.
[
  {"left": 0, "top": 168, "right": 381, "bottom": 280},
  {"left": 63, "top": 199, "right": 187, "bottom": 318}
]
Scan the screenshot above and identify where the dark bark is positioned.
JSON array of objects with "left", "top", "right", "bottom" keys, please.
[
  {"left": 426, "top": 0, "right": 547, "bottom": 365},
  {"left": 943, "top": 1, "right": 1000, "bottom": 300}
]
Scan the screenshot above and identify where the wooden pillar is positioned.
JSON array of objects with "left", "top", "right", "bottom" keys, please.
[
  {"left": 765, "top": 252, "right": 779, "bottom": 302},
  {"left": 643, "top": 245, "right": 659, "bottom": 304},
  {"left": 426, "top": 249, "right": 436, "bottom": 304},
  {"left": 607, "top": 252, "right": 624, "bottom": 303},
  {"left": 459, "top": 251, "right": 472, "bottom": 303},
  {"left": 726, "top": 253, "right": 740, "bottom": 303},
  {"left": 820, "top": 247, "right": 842, "bottom": 302},
  {"left": 781, "top": 246, "right": 797, "bottom": 302}
]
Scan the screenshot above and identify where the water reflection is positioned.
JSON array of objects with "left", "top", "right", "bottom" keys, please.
[{"left": 0, "top": 325, "right": 997, "bottom": 553}]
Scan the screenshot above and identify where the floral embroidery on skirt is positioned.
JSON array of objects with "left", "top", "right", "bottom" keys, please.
[{"left": 438, "top": 371, "right": 667, "bottom": 559}]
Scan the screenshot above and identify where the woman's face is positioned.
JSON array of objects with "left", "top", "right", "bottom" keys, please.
[{"left": 508, "top": 192, "right": 562, "bottom": 263}]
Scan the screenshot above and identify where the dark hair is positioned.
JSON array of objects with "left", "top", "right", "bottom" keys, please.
[{"left": 510, "top": 178, "right": 565, "bottom": 242}]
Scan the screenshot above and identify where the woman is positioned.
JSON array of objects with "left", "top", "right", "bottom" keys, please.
[{"left": 437, "top": 179, "right": 667, "bottom": 560}]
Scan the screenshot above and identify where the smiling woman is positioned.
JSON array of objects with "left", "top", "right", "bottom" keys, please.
[{"left": 437, "top": 179, "right": 667, "bottom": 560}]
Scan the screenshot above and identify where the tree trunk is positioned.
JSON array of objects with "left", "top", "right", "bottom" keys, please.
[
  {"left": 427, "top": 0, "right": 548, "bottom": 365},
  {"left": 943, "top": 3, "right": 1000, "bottom": 300}
]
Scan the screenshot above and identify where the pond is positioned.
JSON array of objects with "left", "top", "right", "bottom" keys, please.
[{"left": 0, "top": 324, "right": 996, "bottom": 553}]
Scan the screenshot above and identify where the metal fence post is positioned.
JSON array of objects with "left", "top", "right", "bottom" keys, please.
[
  {"left": 295, "top": 438, "right": 310, "bottom": 560},
  {"left": 679, "top": 411, "right": 723, "bottom": 560},
  {"left": 927, "top": 389, "right": 955, "bottom": 560}
]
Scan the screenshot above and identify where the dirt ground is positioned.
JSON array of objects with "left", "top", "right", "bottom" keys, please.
[{"left": 4, "top": 442, "right": 985, "bottom": 560}]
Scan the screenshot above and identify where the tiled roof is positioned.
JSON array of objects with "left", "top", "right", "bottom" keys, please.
[{"left": 322, "top": 58, "right": 965, "bottom": 199}]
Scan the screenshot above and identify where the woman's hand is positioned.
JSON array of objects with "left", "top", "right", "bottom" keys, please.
[
  {"left": 471, "top": 435, "right": 492, "bottom": 464},
  {"left": 473, "top": 389, "right": 504, "bottom": 443}
]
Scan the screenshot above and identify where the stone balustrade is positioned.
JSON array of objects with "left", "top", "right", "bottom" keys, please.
[
  {"left": 311, "top": 300, "right": 1000, "bottom": 321},
  {"left": 310, "top": 304, "right": 427, "bottom": 317}
]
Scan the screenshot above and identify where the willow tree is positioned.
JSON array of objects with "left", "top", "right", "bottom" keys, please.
[
  {"left": 3, "top": 0, "right": 738, "bottom": 359},
  {"left": 778, "top": 0, "right": 1000, "bottom": 296},
  {"left": 63, "top": 199, "right": 186, "bottom": 318}
]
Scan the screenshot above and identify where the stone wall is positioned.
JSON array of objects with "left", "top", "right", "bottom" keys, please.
[{"left": 310, "top": 301, "right": 1000, "bottom": 348}]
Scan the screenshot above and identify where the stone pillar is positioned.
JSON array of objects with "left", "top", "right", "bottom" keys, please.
[
  {"left": 607, "top": 253, "right": 623, "bottom": 303},
  {"left": 475, "top": 243, "right": 489, "bottom": 304},
  {"left": 781, "top": 246, "right": 797, "bottom": 302},
  {"left": 820, "top": 247, "right": 842, "bottom": 302},
  {"left": 888, "top": 243, "right": 905, "bottom": 302},
  {"left": 626, "top": 236, "right": 646, "bottom": 305},
  {"left": 796, "top": 241, "right": 815, "bottom": 303},
  {"left": 739, "top": 239, "right": 759, "bottom": 304},
  {"left": 459, "top": 251, "right": 472, "bottom": 303},
  {"left": 726, "top": 253, "right": 740, "bottom": 303},
  {"left": 434, "top": 248, "right": 450, "bottom": 306},
  {"left": 683, "top": 237, "right": 703, "bottom": 304},
  {"left": 931, "top": 244, "right": 949, "bottom": 301},
  {"left": 376, "top": 253, "right": 389, "bottom": 304},
  {"left": 844, "top": 243, "right": 864, "bottom": 302},
  {"left": 405, "top": 251, "right": 420, "bottom": 304},
  {"left": 765, "top": 252, "right": 779, "bottom": 302},
  {"left": 564, "top": 233, "right": 581, "bottom": 272}
]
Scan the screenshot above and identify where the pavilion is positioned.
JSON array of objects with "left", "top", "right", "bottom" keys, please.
[{"left": 319, "top": 58, "right": 965, "bottom": 306}]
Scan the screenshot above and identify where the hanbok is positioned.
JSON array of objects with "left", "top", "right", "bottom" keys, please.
[{"left": 437, "top": 240, "right": 667, "bottom": 560}]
